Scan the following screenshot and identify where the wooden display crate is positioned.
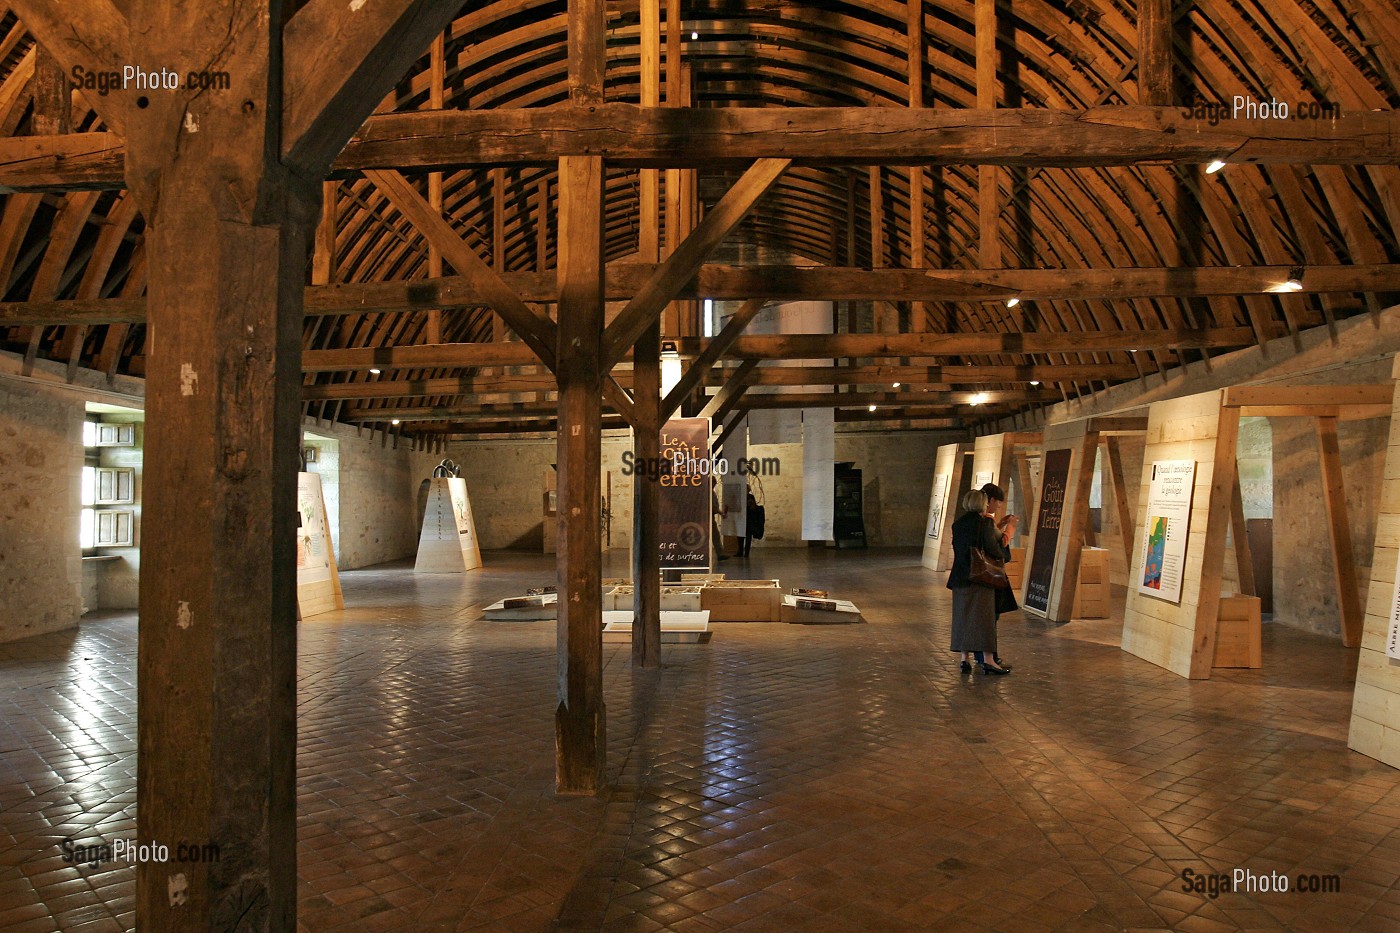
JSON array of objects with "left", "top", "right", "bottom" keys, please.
[
  {"left": 1213, "top": 595, "right": 1263, "bottom": 669},
  {"left": 780, "top": 595, "right": 864, "bottom": 624},
  {"left": 682, "top": 573, "right": 726, "bottom": 582},
  {"left": 1072, "top": 547, "right": 1110, "bottom": 619},
  {"left": 699, "top": 580, "right": 782, "bottom": 621},
  {"left": 608, "top": 585, "right": 703, "bottom": 612}
]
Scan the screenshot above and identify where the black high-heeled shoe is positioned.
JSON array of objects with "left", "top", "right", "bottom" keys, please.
[
  {"left": 959, "top": 660, "right": 972, "bottom": 673},
  {"left": 980, "top": 662, "right": 1011, "bottom": 675},
  {"left": 993, "top": 657, "right": 1012, "bottom": 671}
]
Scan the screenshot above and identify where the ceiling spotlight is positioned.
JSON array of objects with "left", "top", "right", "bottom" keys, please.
[
  {"left": 1270, "top": 266, "right": 1305, "bottom": 292},
  {"left": 369, "top": 367, "right": 381, "bottom": 375},
  {"left": 868, "top": 404, "right": 877, "bottom": 412},
  {"left": 1029, "top": 380, "right": 1041, "bottom": 386},
  {"left": 691, "top": 30, "right": 699, "bottom": 39},
  {"left": 969, "top": 392, "right": 990, "bottom": 406},
  {"left": 391, "top": 419, "right": 401, "bottom": 425},
  {"left": 892, "top": 381, "right": 901, "bottom": 388},
  {"left": 1005, "top": 297, "right": 1020, "bottom": 308},
  {"left": 1206, "top": 160, "right": 1228, "bottom": 174},
  {"left": 1128, "top": 349, "right": 1139, "bottom": 354}
]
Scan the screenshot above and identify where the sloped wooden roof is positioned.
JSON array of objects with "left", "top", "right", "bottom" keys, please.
[{"left": 0, "top": 1, "right": 1396, "bottom": 440}]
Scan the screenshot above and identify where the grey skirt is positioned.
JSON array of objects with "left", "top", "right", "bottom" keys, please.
[{"left": 950, "top": 584, "right": 998, "bottom": 653}]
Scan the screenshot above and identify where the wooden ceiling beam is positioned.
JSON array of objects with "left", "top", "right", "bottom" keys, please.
[
  {"left": 8, "top": 0, "right": 129, "bottom": 136},
  {"left": 8, "top": 106, "right": 1395, "bottom": 191},
  {"left": 300, "top": 325, "right": 1253, "bottom": 371},
  {"left": 282, "top": 0, "right": 464, "bottom": 172},
  {"left": 601, "top": 159, "right": 789, "bottom": 369},
  {"left": 7, "top": 263, "right": 1396, "bottom": 326}
]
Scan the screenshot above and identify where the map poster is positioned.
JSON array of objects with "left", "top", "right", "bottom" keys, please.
[
  {"left": 659, "top": 418, "right": 711, "bottom": 569},
  {"left": 926, "top": 473, "right": 951, "bottom": 540},
  {"left": 1138, "top": 460, "right": 1197, "bottom": 604},
  {"left": 1024, "top": 448, "right": 1072, "bottom": 614}
]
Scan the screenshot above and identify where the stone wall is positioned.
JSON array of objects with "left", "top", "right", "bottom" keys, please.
[
  {"left": 305, "top": 423, "right": 435, "bottom": 570},
  {"left": 0, "top": 376, "right": 84, "bottom": 642},
  {"left": 450, "top": 429, "right": 946, "bottom": 551}
]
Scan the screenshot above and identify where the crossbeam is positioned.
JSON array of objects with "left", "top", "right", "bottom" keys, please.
[{"left": 6, "top": 106, "right": 1395, "bottom": 191}]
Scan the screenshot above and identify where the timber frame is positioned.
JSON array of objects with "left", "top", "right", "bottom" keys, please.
[{"left": 0, "top": 0, "right": 1396, "bottom": 440}]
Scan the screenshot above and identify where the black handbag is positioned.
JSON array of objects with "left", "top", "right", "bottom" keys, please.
[{"left": 969, "top": 546, "right": 1010, "bottom": 589}]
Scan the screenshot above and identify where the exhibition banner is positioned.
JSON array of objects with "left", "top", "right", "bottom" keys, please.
[
  {"left": 659, "top": 417, "right": 711, "bottom": 569},
  {"left": 296, "top": 472, "right": 333, "bottom": 586},
  {"left": 925, "top": 473, "right": 951, "bottom": 540},
  {"left": 1024, "top": 448, "right": 1072, "bottom": 614},
  {"left": 1137, "top": 460, "right": 1197, "bottom": 604},
  {"left": 415, "top": 476, "right": 482, "bottom": 572}
]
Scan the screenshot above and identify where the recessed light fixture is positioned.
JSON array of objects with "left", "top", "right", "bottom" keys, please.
[
  {"left": 1006, "top": 297, "right": 1020, "bottom": 308},
  {"left": 369, "top": 367, "right": 381, "bottom": 375},
  {"left": 1206, "top": 160, "right": 1228, "bottom": 174}
]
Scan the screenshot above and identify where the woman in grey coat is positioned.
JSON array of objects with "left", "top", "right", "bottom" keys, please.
[{"left": 947, "top": 486, "right": 1014, "bottom": 675}]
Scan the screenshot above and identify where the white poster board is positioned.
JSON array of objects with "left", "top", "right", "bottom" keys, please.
[
  {"left": 296, "top": 472, "right": 343, "bottom": 617},
  {"left": 296, "top": 473, "right": 333, "bottom": 586},
  {"left": 415, "top": 476, "right": 483, "bottom": 573},
  {"left": 1387, "top": 545, "right": 1400, "bottom": 660},
  {"left": 973, "top": 470, "right": 994, "bottom": 489},
  {"left": 925, "top": 473, "right": 951, "bottom": 540},
  {"left": 1137, "top": 460, "right": 1197, "bottom": 604},
  {"left": 801, "top": 408, "right": 835, "bottom": 540}
]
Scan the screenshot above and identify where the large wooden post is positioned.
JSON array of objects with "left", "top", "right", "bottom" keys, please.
[
  {"left": 555, "top": 154, "right": 607, "bottom": 792},
  {"left": 633, "top": 0, "right": 663, "bottom": 668},
  {"left": 123, "top": 4, "right": 309, "bottom": 928},
  {"left": 556, "top": 0, "right": 608, "bottom": 793}
]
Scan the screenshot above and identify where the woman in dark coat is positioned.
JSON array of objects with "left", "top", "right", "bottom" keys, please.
[{"left": 947, "top": 485, "right": 1015, "bottom": 674}]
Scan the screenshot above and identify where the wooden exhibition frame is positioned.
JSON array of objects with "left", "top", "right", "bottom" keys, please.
[
  {"left": 1123, "top": 383, "right": 1389, "bottom": 679},
  {"left": 1349, "top": 358, "right": 1400, "bottom": 769},
  {"left": 1021, "top": 418, "right": 1144, "bottom": 622}
]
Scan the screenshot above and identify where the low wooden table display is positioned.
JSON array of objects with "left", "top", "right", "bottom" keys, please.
[{"left": 700, "top": 580, "right": 782, "bottom": 621}]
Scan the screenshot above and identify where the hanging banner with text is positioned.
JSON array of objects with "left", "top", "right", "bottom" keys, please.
[
  {"left": 1023, "top": 448, "right": 1071, "bottom": 614},
  {"left": 659, "top": 417, "right": 712, "bottom": 569},
  {"left": 1138, "top": 460, "right": 1197, "bottom": 604}
]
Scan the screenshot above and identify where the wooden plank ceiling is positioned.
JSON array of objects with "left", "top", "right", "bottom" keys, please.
[{"left": 0, "top": 0, "right": 1397, "bottom": 442}]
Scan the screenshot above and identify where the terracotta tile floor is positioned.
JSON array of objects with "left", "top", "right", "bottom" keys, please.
[{"left": 2, "top": 548, "right": 1399, "bottom": 932}]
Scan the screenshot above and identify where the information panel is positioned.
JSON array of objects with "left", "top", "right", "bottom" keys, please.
[
  {"left": 660, "top": 417, "right": 711, "bottom": 569},
  {"left": 1137, "top": 460, "right": 1197, "bottom": 604},
  {"left": 925, "top": 473, "right": 951, "bottom": 540},
  {"left": 1024, "top": 448, "right": 1071, "bottom": 614},
  {"left": 296, "top": 472, "right": 333, "bottom": 587}
]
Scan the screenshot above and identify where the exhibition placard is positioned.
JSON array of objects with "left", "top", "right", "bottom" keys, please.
[
  {"left": 1138, "top": 460, "right": 1197, "bottom": 604},
  {"left": 296, "top": 472, "right": 333, "bottom": 586},
  {"left": 925, "top": 473, "right": 950, "bottom": 540},
  {"left": 974, "top": 470, "right": 994, "bottom": 489},
  {"left": 1387, "top": 545, "right": 1400, "bottom": 660},
  {"left": 659, "top": 417, "right": 711, "bottom": 569},
  {"left": 1024, "top": 448, "right": 1072, "bottom": 614}
]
